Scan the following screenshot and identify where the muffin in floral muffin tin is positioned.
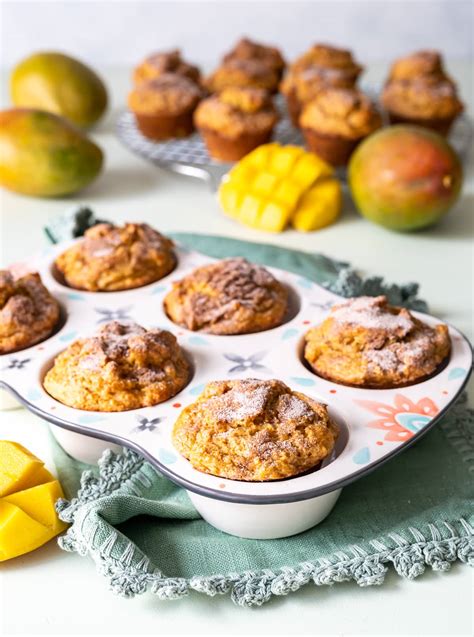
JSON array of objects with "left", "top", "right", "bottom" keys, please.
[
  {"left": 164, "top": 257, "right": 288, "bottom": 334},
  {"left": 54, "top": 222, "right": 176, "bottom": 292},
  {"left": 304, "top": 296, "right": 451, "bottom": 388}
]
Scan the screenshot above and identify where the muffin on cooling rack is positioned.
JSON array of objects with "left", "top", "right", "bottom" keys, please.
[
  {"left": 381, "top": 50, "right": 464, "bottom": 135},
  {"left": 128, "top": 72, "right": 203, "bottom": 140},
  {"left": 164, "top": 257, "right": 288, "bottom": 335},
  {"left": 194, "top": 86, "right": 278, "bottom": 161},
  {"left": 43, "top": 321, "right": 190, "bottom": 411},
  {"left": 303, "top": 296, "right": 451, "bottom": 388},
  {"left": 0, "top": 271, "right": 60, "bottom": 354},
  {"left": 300, "top": 87, "right": 382, "bottom": 166},
  {"left": 172, "top": 378, "right": 339, "bottom": 481},
  {"left": 133, "top": 49, "right": 201, "bottom": 86},
  {"left": 280, "top": 44, "right": 363, "bottom": 126},
  {"left": 55, "top": 222, "right": 176, "bottom": 292},
  {"left": 205, "top": 58, "right": 280, "bottom": 94},
  {"left": 222, "top": 37, "right": 286, "bottom": 79}
]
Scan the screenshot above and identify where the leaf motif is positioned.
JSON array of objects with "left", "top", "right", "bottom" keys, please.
[{"left": 224, "top": 353, "right": 245, "bottom": 363}]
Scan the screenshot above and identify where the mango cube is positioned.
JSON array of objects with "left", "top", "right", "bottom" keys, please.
[
  {"left": 0, "top": 441, "right": 68, "bottom": 561},
  {"left": 218, "top": 142, "right": 342, "bottom": 233},
  {"left": 292, "top": 178, "right": 343, "bottom": 232}
]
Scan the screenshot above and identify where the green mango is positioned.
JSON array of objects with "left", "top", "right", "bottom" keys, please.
[
  {"left": 0, "top": 108, "right": 103, "bottom": 197},
  {"left": 11, "top": 52, "right": 107, "bottom": 128}
]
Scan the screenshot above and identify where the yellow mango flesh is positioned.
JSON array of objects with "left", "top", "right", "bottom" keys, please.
[
  {"left": 0, "top": 441, "right": 67, "bottom": 561},
  {"left": 218, "top": 143, "right": 341, "bottom": 233}
]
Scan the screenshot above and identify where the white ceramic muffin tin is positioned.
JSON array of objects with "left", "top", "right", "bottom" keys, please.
[{"left": 0, "top": 239, "right": 472, "bottom": 539}]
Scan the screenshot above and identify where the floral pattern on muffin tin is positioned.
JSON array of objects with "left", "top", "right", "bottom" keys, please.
[{"left": 0, "top": 239, "right": 472, "bottom": 504}]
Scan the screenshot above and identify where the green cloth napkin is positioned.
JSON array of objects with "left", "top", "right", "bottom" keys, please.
[{"left": 49, "top": 232, "right": 473, "bottom": 607}]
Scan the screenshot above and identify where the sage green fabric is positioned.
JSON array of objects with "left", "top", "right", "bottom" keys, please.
[{"left": 53, "top": 235, "right": 473, "bottom": 607}]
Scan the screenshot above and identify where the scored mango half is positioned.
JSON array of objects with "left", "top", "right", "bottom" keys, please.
[
  {"left": 218, "top": 143, "right": 342, "bottom": 233},
  {"left": 0, "top": 441, "right": 68, "bottom": 561}
]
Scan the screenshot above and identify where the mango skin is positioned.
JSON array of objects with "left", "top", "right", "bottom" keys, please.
[
  {"left": 11, "top": 52, "right": 107, "bottom": 128},
  {"left": 348, "top": 125, "right": 463, "bottom": 231},
  {"left": 0, "top": 108, "right": 103, "bottom": 197}
]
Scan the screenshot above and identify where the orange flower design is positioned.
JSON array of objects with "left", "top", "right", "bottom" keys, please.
[{"left": 355, "top": 394, "right": 439, "bottom": 442}]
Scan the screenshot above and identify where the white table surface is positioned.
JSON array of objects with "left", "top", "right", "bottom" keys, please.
[{"left": 0, "top": 63, "right": 473, "bottom": 636}]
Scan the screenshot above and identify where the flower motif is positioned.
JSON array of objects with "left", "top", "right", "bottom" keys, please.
[
  {"left": 356, "top": 394, "right": 439, "bottom": 443},
  {"left": 4, "top": 358, "right": 30, "bottom": 370},
  {"left": 223, "top": 351, "right": 270, "bottom": 374},
  {"left": 95, "top": 306, "right": 132, "bottom": 323},
  {"left": 132, "top": 416, "right": 164, "bottom": 433},
  {"left": 311, "top": 300, "right": 335, "bottom": 312}
]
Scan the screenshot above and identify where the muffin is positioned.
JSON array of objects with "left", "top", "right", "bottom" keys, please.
[
  {"left": 222, "top": 37, "right": 285, "bottom": 79},
  {"left": 281, "top": 44, "right": 363, "bottom": 126},
  {"left": 300, "top": 87, "right": 382, "bottom": 166},
  {"left": 204, "top": 58, "right": 280, "bottom": 94},
  {"left": 164, "top": 257, "right": 288, "bottom": 335},
  {"left": 128, "top": 73, "right": 203, "bottom": 140},
  {"left": 0, "top": 271, "right": 60, "bottom": 354},
  {"left": 194, "top": 87, "right": 278, "bottom": 161},
  {"left": 133, "top": 49, "right": 201, "bottom": 86},
  {"left": 304, "top": 296, "right": 451, "bottom": 388},
  {"left": 172, "top": 378, "right": 339, "bottom": 481},
  {"left": 381, "top": 50, "right": 463, "bottom": 135},
  {"left": 43, "top": 321, "right": 190, "bottom": 411},
  {"left": 55, "top": 222, "right": 176, "bottom": 292}
]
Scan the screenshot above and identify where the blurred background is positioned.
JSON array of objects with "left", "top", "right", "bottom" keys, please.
[{"left": 1, "top": 0, "right": 473, "bottom": 69}]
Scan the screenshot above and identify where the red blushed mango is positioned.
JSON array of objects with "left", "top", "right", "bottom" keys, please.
[
  {"left": 348, "top": 125, "right": 463, "bottom": 231},
  {"left": 0, "top": 108, "right": 103, "bottom": 197}
]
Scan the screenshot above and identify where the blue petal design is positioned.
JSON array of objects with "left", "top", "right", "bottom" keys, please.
[
  {"left": 66, "top": 292, "right": 85, "bottom": 301},
  {"left": 290, "top": 376, "right": 316, "bottom": 387},
  {"left": 249, "top": 351, "right": 267, "bottom": 363},
  {"left": 26, "top": 388, "right": 42, "bottom": 402},
  {"left": 448, "top": 367, "right": 467, "bottom": 381},
  {"left": 189, "top": 383, "right": 206, "bottom": 396},
  {"left": 77, "top": 413, "right": 107, "bottom": 424},
  {"left": 353, "top": 447, "right": 370, "bottom": 465},
  {"left": 158, "top": 448, "right": 177, "bottom": 465},
  {"left": 296, "top": 277, "right": 313, "bottom": 289},
  {"left": 188, "top": 335, "right": 209, "bottom": 346},
  {"left": 150, "top": 285, "right": 166, "bottom": 295},
  {"left": 395, "top": 412, "right": 431, "bottom": 433},
  {"left": 59, "top": 330, "right": 78, "bottom": 343},
  {"left": 224, "top": 353, "right": 245, "bottom": 363},
  {"left": 229, "top": 364, "right": 247, "bottom": 373},
  {"left": 282, "top": 328, "right": 299, "bottom": 340}
]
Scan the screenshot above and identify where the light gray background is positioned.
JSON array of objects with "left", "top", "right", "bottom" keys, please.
[{"left": 0, "top": 0, "right": 473, "bottom": 70}]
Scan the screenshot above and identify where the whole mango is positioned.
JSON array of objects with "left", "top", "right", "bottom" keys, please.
[
  {"left": 348, "top": 125, "right": 463, "bottom": 231},
  {"left": 11, "top": 52, "right": 107, "bottom": 128},
  {"left": 0, "top": 108, "right": 103, "bottom": 197}
]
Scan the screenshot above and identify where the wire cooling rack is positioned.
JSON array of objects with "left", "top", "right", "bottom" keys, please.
[{"left": 116, "top": 92, "right": 472, "bottom": 191}]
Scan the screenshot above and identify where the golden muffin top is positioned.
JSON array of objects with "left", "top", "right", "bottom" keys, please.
[
  {"left": 223, "top": 37, "right": 286, "bottom": 75},
  {"left": 172, "top": 378, "right": 339, "bottom": 481},
  {"left": 43, "top": 321, "right": 190, "bottom": 411},
  {"left": 164, "top": 257, "right": 288, "bottom": 335},
  {"left": 0, "top": 271, "right": 60, "bottom": 354},
  {"left": 304, "top": 296, "right": 451, "bottom": 388},
  {"left": 133, "top": 49, "right": 201, "bottom": 86},
  {"left": 128, "top": 73, "right": 203, "bottom": 115},
  {"left": 386, "top": 49, "right": 447, "bottom": 82},
  {"left": 204, "top": 58, "right": 280, "bottom": 94},
  {"left": 290, "top": 43, "right": 363, "bottom": 76},
  {"left": 382, "top": 75, "right": 464, "bottom": 120},
  {"left": 283, "top": 64, "right": 360, "bottom": 103},
  {"left": 55, "top": 222, "right": 175, "bottom": 291},
  {"left": 299, "top": 87, "right": 382, "bottom": 139},
  {"left": 194, "top": 87, "right": 278, "bottom": 137}
]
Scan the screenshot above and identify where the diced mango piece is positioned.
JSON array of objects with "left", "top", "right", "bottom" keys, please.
[
  {"left": 0, "top": 441, "right": 48, "bottom": 497},
  {"left": 0, "top": 441, "right": 68, "bottom": 561},
  {"left": 0, "top": 500, "right": 55, "bottom": 561},
  {"left": 292, "top": 178, "right": 342, "bottom": 231},
  {"left": 260, "top": 201, "right": 290, "bottom": 232},
  {"left": 252, "top": 171, "right": 279, "bottom": 195},
  {"left": 268, "top": 145, "right": 304, "bottom": 175},
  {"left": 3, "top": 480, "right": 67, "bottom": 533},
  {"left": 218, "top": 143, "right": 342, "bottom": 233}
]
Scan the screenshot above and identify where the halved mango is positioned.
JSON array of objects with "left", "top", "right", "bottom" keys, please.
[{"left": 0, "top": 441, "right": 53, "bottom": 497}]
